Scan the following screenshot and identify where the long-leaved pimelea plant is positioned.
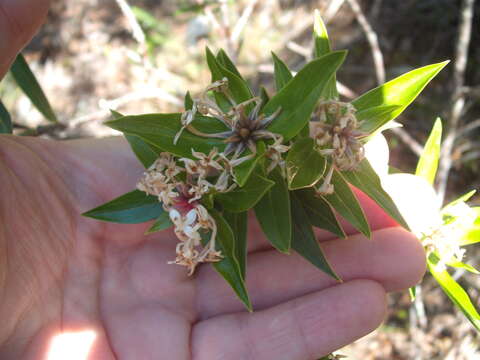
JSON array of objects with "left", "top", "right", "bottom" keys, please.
[{"left": 83, "top": 11, "right": 480, "bottom": 341}]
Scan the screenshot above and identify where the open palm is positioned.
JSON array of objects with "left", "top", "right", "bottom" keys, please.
[{"left": 0, "top": 136, "right": 426, "bottom": 359}]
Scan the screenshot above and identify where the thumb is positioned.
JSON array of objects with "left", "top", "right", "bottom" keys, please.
[{"left": 0, "top": 0, "right": 51, "bottom": 78}]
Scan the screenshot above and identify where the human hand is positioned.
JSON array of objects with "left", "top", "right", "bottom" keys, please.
[
  {"left": 0, "top": 1, "right": 425, "bottom": 358},
  {"left": 0, "top": 135, "right": 426, "bottom": 359}
]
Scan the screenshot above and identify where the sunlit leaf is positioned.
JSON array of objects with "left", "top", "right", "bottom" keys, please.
[
  {"left": 322, "top": 169, "right": 371, "bottom": 238},
  {"left": 460, "top": 208, "right": 480, "bottom": 246},
  {"left": 357, "top": 104, "right": 402, "bottom": 136},
  {"left": 254, "top": 168, "right": 292, "bottom": 253},
  {"left": 313, "top": 9, "right": 338, "bottom": 99},
  {"left": 10, "top": 53, "right": 58, "bottom": 123},
  {"left": 290, "top": 192, "right": 340, "bottom": 280},
  {"left": 296, "top": 188, "right": 345, "bottom": 238},
  {"left": 416, "top": 118, "right": 442, "bottom": 185},
  {"left": 428, "top": 253, "right": 480, "bottom": 331},
  {"left": 447, "top": 260, "right": 480, "bottom": 274},
  {"left": 352, "top": 61, "right": 449, "bottom": 134},
  {"left": 0, "top": 100, "right": 12, "bottom": 134},
  {"left": 264, "top": 51, "right": 347, "bottom": 141},
  {"left": 286, "top": 137, "right": 326, "bottom": 190},
  {"left": 216, "top": 172, "right": 274, "bottom": 213},
  {"left": 343, "top": 159, "right": 409, "bottom": 230},
  {"left": 145, "top": 212, "right": 173, "bottom": 234},
  {"left": 271, "top": 51, "right": 293, "bottom": 91},
  {"left": 83, "top": 190, "right": 164, "bottom": 224},
  {"left": 208, "top": 209, "right": 252, "bottom": 311},
  {"left": 105, "top": 113, "right": 227, "bottom": 158},
  {"left": 223, "top": 210, "right": 248, "bottom": 279},
  {"left": 441, "top": 190, "right": 476, "bottom": 215}
]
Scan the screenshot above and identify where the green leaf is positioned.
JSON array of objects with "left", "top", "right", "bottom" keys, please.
[
  {"left": 223, "top": 210, "right": 248, "bottom": 279},
  {"left": 352, "top": 61, "right": 449, "bottom": 134},
  {"left": 126, "top": 134, "right": 160, "bottom": 168},
  {"left": 208, "top": 209, "right": 252, "bottom": 311},
  {"left": 428, "top": 254, "right": 480, "bottom": 332},
  {"left": 111, "top": 110, "right": 160, "bottom": 169},
  {"left": 216, "top": 49, "right": 243, "bottom": 79},
  {"left": 206, "top": 47, "right": 253, "bottom": 109},
  {"left": 254, "top": 168, "right": 292, "bottom": 253},
  {"left": 184, "top": 91, "right": 194, "bottom": 110},
  {"left": 296, "top": 188, "right": 345, "bottom": 238},
  {"left": 290, "top": 192, "right": 340, "bottom": 280},
  {"left": 441, "top": 190, "right": 476, "bottom": 214},
  {"left": 342, "top": 159, "right": 410, "bottom": 230},
  {"left": 0, "top": 100, "right": 12, "bottom": 134},
  {"left": 286, "top": 137, "right": 326, "bottom": 190},
  {"left": 356, "top": 104, "right": 402, "bottom": 135},
  {"left": 233, "top": 141, "right": 266, "bottom": 187},
  {"left": 313, "top": 9, "right": 338, "bottom": 99},
  {"left": 416, "top": 118, "right": 442, "bottom": 185},
  {"left": 216, "top": 172, "right": 274, "bottom": 213},
  {"left": 145, "top": 212, "right": 173, "bottom": 234},
  {"left": 83, "top": 190, "right": 164, "bottom": 224},
  {"left": 447, "top": 260, "right": 480, "bottom": 275},
  {"left": 271, "top": 52, "right": 293, "bottom": 91},
  {"left": 10, "top": 53, "right": 58, "bottom": 123},
  {"left": 264, "top": 51, "right": 347, "bottom": 141},
  {"left": 260, "top": 86, "right": 269, "bottom": 109},
  {"left": 460, "top": 208, "right": 480, "bottom": 246},
  {"left": 105, "top": 113, "right": 227, "bottom": 158},
  {"left": 322, "top": 169, "right": 371, "bottom": 238}
]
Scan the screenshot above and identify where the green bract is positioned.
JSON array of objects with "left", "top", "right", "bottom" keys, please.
[{"left": 84, "top": 11, "right": 452, "bottom": 317}]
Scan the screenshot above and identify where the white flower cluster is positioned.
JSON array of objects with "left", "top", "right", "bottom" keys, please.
[
  {"left": 310, "top": 100, "right": 366, "bottom": 195},
  {"left": 422, "top": 202, "right": 477, "bottom": 272},
  {"left": 137, "top": 149, "right": 236, "bottom": 275}
]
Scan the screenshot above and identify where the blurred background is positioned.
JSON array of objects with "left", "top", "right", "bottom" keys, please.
[{"left": 1, "top": 0, "right": 479, "bottom": 358}]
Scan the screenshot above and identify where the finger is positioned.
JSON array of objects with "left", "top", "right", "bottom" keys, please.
[
  {"left": 0, "top": 0, "right": 51, "bottom": 78},
  {"left": 192, "top": 279, "right": 386, "bottom": 360},
  {"left": 196, "top": 227, "right": 425, "bottom": 318}
]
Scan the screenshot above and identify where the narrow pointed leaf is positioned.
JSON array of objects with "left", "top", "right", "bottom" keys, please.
[
  {"left": 271, "top": 52, "right": 293, "bottom": 91},
  {"left": 223, "top": 211, "right": 248, "bottom": 279},
  {"left": 290, "top": 192, "right": 340, "bottom": 280},
  {"left": 352, "top": 61, "right": 449, "bottom": 133},
  {"left": 264, "top": 51, "right": 347, "bottom": 141},
  {"left": 207, "top": 209, "right": 252, "bottom": 311},
  {"left": 145, "top": 212, "right": 173, "bottom": 234},
  {"left": 428, "top": 254, "right": 480, "bottom": 331},
  {"left": 216, "top": 49, "right": 243, "bottom": 79},
  {"left": 357, "top": 104, "right": 402, "bottom": 135},
  {"left": 125, "top": 134, "right": 160, "bottom": 168},
  {"left": 216, "top": 172, "right": 274, "bottom": 212},
  {"left": 322, "top": 169, "right": 371, "bottom": 238},
  {"left": 416, "top": 118, "right": 442, "bottom": 185},
  {"left": 313, "top": 9, "right": 338, "bottom": 99},
  {"left": 184, "top": 91, "right": 194, "bottom": 110},
  {"left": 447, "top": 260, "right": 480, "bottom": 274},
  {"left": 254, "top": 168, "right": 292, "bottom": 253},
  {"left": 105, "top": 113, "right": 227, "bottom": 158},
  {"left": 0, "top": 100, "right": 12, "bottom": 134},
  {"left": 233, "top": 141, "right": 266, "bottom": 187},
  {"left": 110, "top": 110, "right": 160, "bottom": 169},
  {"left": 10, "top": 54, "right": 58, "bottom": 123},
  {"left": 296, "top": 188, "right": 345, "bottom": 238},
  {"left": 286, "top": 137, "right": 326, "bottom": 190},
  {"left": 342, "top": 159, "right": 409, "bottom": 230},
  {"left": 442, "top": 190, "right": 476, "bottom": 214},
  {"left": 460, "top": 208, "right": 480, "bottom": 246},
  {"left": 206, "top": 47, "right": 253, "bottom": 109},
  {"left": 83, "top": 190, "right": 164, "bottom": 224}
]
